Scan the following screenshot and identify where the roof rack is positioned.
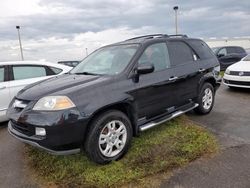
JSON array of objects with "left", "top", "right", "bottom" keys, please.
[
  {"left": 126, "top": 34, "right": 169, "bottom": 41},
  {"left": 168, "top": 34, "right": 188, "bottom": 38}
]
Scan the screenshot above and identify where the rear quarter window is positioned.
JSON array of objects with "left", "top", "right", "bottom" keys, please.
[
  {"left": 188, "top": 40, "right": 215, "bottom": 59},
  {"left": 49, "top": 67, "right": 63, "bottom": 74}
]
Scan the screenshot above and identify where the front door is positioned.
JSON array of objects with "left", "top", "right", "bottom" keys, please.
[{"left": 132, "top": 42, "right": 176, "bottom": 119}]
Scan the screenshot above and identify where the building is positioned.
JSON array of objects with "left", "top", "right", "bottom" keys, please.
[{"left": 204, "top": 37, "right": 250, "bottom": 53}]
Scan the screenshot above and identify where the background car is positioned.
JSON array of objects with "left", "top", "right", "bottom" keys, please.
[
  {"left": 223, "top": 54, "right": 250, "bottom": 88},
  {"left": 212, "top": 46, "right": 247, "bottom": 71},
  {"left": 0, "top": 61, "right": 72, "bottom": 122},
  {"left": 58, "top": 61, "right": 80, "bottom": 67}
]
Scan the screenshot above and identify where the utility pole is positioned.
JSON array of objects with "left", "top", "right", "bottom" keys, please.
[
  {"left": 173, "top": 6, "right": 179, "bottom": 35},
  {"left": 16, "top": 26, "right": 24, "bottom": 61},
  {"left": 85, "top": 48, "right": 88, "bottom": 56}
]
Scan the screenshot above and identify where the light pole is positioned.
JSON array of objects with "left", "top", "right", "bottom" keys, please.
[
  {"left": 16, "top": 26, "right": 24, "bottom": 61},
  {"left": 85, "top": 48, "right": 88, "bottom": 56},
  {"left": 173, "top": 6, "right": 179, "bottom": 35}
]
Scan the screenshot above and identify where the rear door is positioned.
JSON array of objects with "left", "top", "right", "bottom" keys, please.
[
  {"left": 9, "top": 65, "right": 50, "bottom": 100},
  {"left": 166, "top": 40, "right": 200, "bottom": 107},
  {"left": 0, "top": 65, "right": 11, "bottom": 118}
]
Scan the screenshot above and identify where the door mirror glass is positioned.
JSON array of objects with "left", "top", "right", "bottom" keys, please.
[
  {"left": 217, "top": 54, "right": 225, "bottom": 58},
  {"left": 137, "top": 63, "right": 154, "bottom": 75}
]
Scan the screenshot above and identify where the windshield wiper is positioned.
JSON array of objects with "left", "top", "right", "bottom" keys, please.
[{"left": 74, "top": 72, "right": 101, "bottom": 76}]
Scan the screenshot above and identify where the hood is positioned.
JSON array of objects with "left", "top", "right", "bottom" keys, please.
[
  {"left": 17, "top": 74, "right": 105, "bottom": 101},
  {"left": 228, "top": 61, "right": 250, "bottom": 72}
]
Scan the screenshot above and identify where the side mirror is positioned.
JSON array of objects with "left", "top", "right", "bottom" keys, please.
[
  {"left": 217, "top": 54, "right": 225, "bottom": 58},
  {"left": 137, "top": 64, "right": 154, "bottom": 75}
]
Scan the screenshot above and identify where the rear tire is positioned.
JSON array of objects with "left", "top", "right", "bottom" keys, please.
[
  {"left": 194, "top": 83, "right": 215, "bottom": 115},
  {"left": 84, "top": 110, "right": 132, "bottom": 164}
]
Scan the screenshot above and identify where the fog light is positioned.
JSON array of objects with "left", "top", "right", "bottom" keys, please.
[{"left": 35, "top": 127, "right": 46, "bottom": 136}]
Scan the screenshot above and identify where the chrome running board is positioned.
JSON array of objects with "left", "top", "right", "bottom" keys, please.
[{"left": 139, "top": 103, "right": 199, "bottom": 132}]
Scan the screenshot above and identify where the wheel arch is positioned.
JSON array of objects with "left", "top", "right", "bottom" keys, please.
[
  {"left": 83, "top": 102, "right": 138, "bottom": 143},
  {"left": 199, "top": 75, "right": 217, "bottom": 92}
]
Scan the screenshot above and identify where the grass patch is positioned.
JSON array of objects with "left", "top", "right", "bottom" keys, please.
[{"left": 26, "top": 116, "right": 218, "bottom": 188}]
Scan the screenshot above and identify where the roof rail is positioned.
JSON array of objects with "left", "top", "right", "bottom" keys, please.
[
  {"left": 168, "top": 34, "right": 188, "bottom": 38},
  {"left": 126, "top": 34, "right": 169, "bottom": 41}
]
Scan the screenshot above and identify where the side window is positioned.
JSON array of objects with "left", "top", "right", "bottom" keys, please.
[
  {"left": 0, "top": 67, "right": 4, "bottom": 82},
  {"left": 49, "top": 67, "right": 63, "bottom": 75},
  {"left": 167, "top": 41, "right": 194, "bottom": 66},
  {"left": 13, "top": 66, "right": 47, "bottom": 80},
  {"left": 218, "top": 48, "right": 227, "bottom": 56},
  {"left": 138, "top": 43, "right": 170, "bottom": 71},
  {"left": 226, "top": 47, "right": 237, "bottom": 54},
  {"left": 189, "top": 40, "right": 214, "bottom": 59}
]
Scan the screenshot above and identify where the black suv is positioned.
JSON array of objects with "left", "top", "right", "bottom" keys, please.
[
  {"left": 7, "top": 34, "right": 221, "bottom": 164},
  {"left": 212, "top": 46, "right": 247, "bottom": 71}
]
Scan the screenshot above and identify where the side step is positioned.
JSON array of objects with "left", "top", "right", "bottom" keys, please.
[{"left": 139, "top": 103, "right": 199, "bottom": 132}]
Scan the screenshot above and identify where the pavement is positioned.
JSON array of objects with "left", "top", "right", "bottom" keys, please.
[
  {"left": 161, "top": 85, "right": 250, "bottom": 188},
  {"left": 0, "top": 85, "right": 249, "bottom": 188},
  {"left": 0, "top": 123, "right": 38, "bottom": 188}
]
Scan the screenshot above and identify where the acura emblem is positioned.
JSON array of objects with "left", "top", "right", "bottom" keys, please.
[{"left": 239, "top": 71, "right": 244, "bottom": 76}]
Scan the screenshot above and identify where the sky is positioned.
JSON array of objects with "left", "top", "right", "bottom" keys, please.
[{"left": 0, "top": 0, "right": 249, "bottom": 62}]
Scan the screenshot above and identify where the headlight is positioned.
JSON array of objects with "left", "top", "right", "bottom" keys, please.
[
  {"left": 225, "top": 69, "right": 230, "bottom": 75},
  {"left": 213, "top": 65, "right": 220, "bottom": 77},
  {"left": 33, "top": 96, "right": 75, "bottom": 111}
]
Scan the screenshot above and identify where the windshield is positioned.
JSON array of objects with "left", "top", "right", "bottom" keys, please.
[
  {"left": 242, "top": 54, "right": 250, "bottom": 61},
  {"left": 71, "top": 44, "right": 139, "bottom": 75}
]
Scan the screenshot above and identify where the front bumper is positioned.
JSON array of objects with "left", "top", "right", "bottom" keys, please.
[
  {"left": 8, "top": 122, "right": 80, "bottom": 155},
  {"left": 223, "top": 74, "right": 250, "bottom": 88},
  {"left": 7, "top": 104, "right": 89, "bottom": 155}
]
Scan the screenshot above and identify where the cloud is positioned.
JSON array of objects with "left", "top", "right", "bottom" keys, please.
[
  {"left": 0, "top": 26, "right": 158, "bottom": 62},
  {"left": 0, "top": 0, "right": 249, "bottom": 62}
]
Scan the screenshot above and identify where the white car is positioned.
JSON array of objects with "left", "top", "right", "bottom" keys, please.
[
  {"left": 223, "top": 54, "right": 250, "bottom": 88},
  {"left": 0, "top": 61, "right": 72, "bottom": 122}
]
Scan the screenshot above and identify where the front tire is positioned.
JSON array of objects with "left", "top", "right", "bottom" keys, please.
[
  {"left": 84, "top": 110, "right": 132, "bottom": 164},
  {"left": 194, "top": 83, "right": 215, "bottom": 115}
]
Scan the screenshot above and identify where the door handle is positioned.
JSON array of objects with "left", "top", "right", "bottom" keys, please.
[
  {"left": 199, "top": 68, "right": 206, "bottom": 73},
  {"left": 0, "top": 86, "right": 6, "bottom": 90},
  {"left": 168, "top": 76, "right": 178, "bottom": 81}
]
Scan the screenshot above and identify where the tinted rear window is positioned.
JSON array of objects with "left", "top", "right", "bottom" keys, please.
[
  {"left": 226, "top": 47, "right": 245, "bottom": 54},
  {"left": 226, "top": 47, "right": 237, "bottom": 54},
  {"left": 49, "top": 67, "right": 63, "bottom": 74},
  {"left": 167, "top": 41, "right": 194, "bottom": 66},
  {"left": 235, "top": 47, "right": 246, "bottom": 53},
  {"left": 188, "top": 39, "right": 215, "bottom": 59}
]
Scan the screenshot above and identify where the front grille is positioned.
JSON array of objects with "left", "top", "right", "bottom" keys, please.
[
  {"left": 230, "top": 71, "right": 250, "bottom": 76},
  {"left": 11, "top": 120, "right": 35, "bottom": 136},
  {"left": 224, "top": 79, "right": 250, "bottom": 86}
]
